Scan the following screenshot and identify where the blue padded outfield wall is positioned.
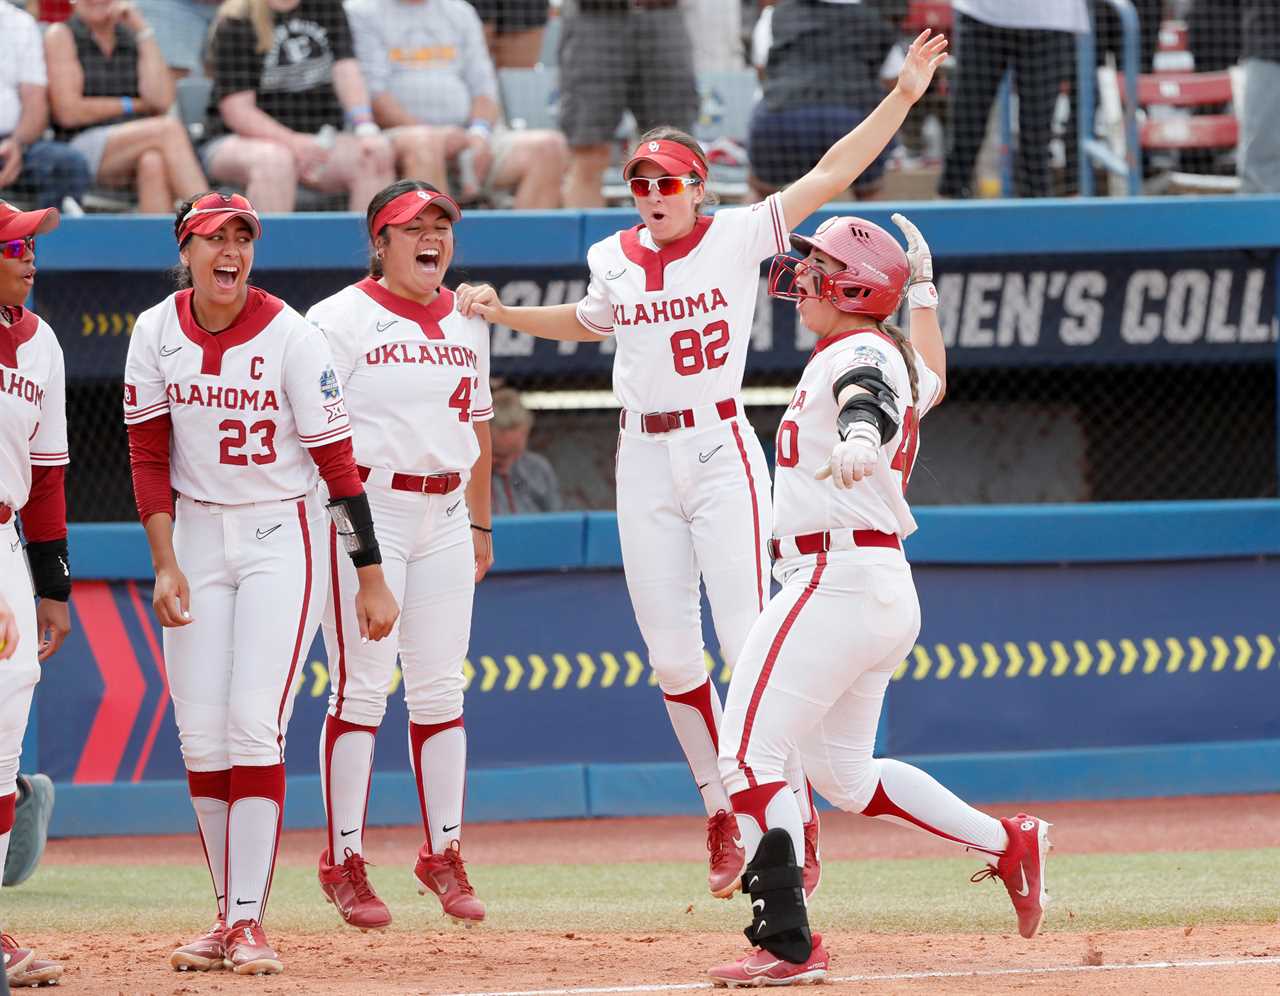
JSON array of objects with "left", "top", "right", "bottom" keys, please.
[{"left": 23, "top": 196, "right": 1280, "bottom": 836}]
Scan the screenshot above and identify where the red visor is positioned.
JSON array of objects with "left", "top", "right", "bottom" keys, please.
[
  {"left": 177, "top": 192, "right": 262, "bottom": 244},
  {"left": 370, "top": 189, "right": 462, "bottom": 238},
  {"left": 0, "top": 200, "right": 60, "bottom": 242},
  {"left": 623, "top": 139, "right": 708, "bottom": 182}
]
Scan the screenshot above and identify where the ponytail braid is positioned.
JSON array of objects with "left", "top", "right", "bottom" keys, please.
[{"left": 876, "top": 320, "right": 919, "bottom": 407}]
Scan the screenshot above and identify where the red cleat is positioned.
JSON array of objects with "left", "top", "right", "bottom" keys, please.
[
  {"left": 414, "top": 840, "right": 485, "bottom": 925},
  {"left": 2, "top": 934, "right": 35, "bottom": 982},
  {"left": 9, "top": 957, "right": 63, "bottom": 988},
  {"left": 223, "top": 919, "right": 283, "bottom": 975},
  {"left": 169, "top": 919, "right": 226, "bottom": 971},
  {"left": 708, "top": 932, "right": 830, "bottom": 987},
  {"left": 802, "top": 811, "right": 821, "bottom": 899},
  {"left": 707, "top": 809, "right": 746, "bottom": 898},
  {"left": 319, "top": 848, "right": 392, "bottom": 930},
  {"left": 972, "top": 813, "right": 1052, "bottom": 938}
]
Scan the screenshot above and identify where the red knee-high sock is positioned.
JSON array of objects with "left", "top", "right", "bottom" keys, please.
[
  {"left": 0, "top": 791, "right": 15, "bottom": 877},
  {"left": 320, "top": 714, "right": 378, "bottom": 860},
  {"left": 187, "top": 769, "right": 232, "bottom": 921},
  {"left": 731, "top": 780, "right": 804, "bottom": 865},
  {"left": 225, "top": 764, "right": 286, "bottom": 926},
  {"left": 408, "top": 716, "right": 466, "bottom": 854}
]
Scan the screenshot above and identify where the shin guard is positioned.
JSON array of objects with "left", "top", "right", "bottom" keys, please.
[{"left": 741, "top": 827, "right": 811, "bottom": 963}]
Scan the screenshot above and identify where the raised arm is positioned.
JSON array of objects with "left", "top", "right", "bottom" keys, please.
[
  {"left": 779, "top": 30, "right": 948, "bottom": 232},
  {"left": 891, "top": 212, "right": 945, "bottom": 402}
]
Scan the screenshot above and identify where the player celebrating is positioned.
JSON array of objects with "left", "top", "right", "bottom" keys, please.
[
  {"left": 306, "top": 181, "right": 494, "bottom": 930},
  {"left": 458, "top": 31, "right": 948, "bottom": 897},
  {"left": 707, "top": 215, "right": 1051, "bottom": 987},
  {"left": 123, "top": 192, "right": 399, "bottom": 976},
  {"left": 0, "top": 201, "right": 69, "bottom": 990}
]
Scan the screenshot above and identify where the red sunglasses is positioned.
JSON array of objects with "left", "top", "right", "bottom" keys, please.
[
  {"left": 628, "top": 175, "right": 703, "bottom": 198},
  {"left": 2, "top": 236, "right": 34, "bottom": 260}
]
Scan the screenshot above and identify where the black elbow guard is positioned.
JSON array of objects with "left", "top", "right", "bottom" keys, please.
[
  {"left": 326, "top": 492, "right": 382, "bottom": 568},
  {"left": 26, "top": 539, "right": 72, "bottom": 601},
  {"left": 833, "top": 365, "right": 899, "bottom": 445}
]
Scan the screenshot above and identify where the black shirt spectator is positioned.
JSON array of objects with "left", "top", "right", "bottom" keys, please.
[{"left": 50, "top": 17, "right": 139, "bottom": 143}]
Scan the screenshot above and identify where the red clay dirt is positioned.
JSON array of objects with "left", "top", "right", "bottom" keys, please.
[{"left": 31, "top": 794, "right": 1280, "bottom": 994}]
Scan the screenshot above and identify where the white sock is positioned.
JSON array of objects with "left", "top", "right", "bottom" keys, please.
[
  {"left": 863, "top": 758, "right": 1008, "bottom": 856},
  {"left": 409, "top": 718, "right": 467, "bottom": 853},
  {"left": 192, "top": 797, "right": 228, "bottom": 919},
  {"left": 0, "top": 829, "right": 10, "bottom": 876},
  {"left": 785, "top": 752, "right": 813, "bottom": 824},
  {"left": 663, "top": 679, "right": 733, "bottom": 816},
  {"left": 225, "top": 765, "right": 284, "bottom": 926},
  {"left": 320, "top": 715, "right": 377, "bottom": 859}
]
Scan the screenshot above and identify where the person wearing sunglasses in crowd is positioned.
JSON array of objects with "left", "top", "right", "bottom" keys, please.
[
  {"left": 457, "top": 29, "right": 949, "bottom": 899},
  {"left": 122, "top": 191, "right": 399, "bottom": 976},
  {"left": 706, "top": 215, "right": 1050, "bottom": 986},
  {"left": 0, "top": 201, "right": 71, "bottom": 990},
  {"left": 304, "top": 181, "right": 494, "bottom": 931}
]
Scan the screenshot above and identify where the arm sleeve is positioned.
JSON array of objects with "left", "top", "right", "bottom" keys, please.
[
  {"left": 308, "top": 436, "right": 362, "bottom": 499},
  {"left": 343, "top": 1, "right": 388, "bottom": 96},
  {"left": 574, "top": 244, "right": 616, "bottom": 336},
  {"left": 469, "top": 323, "right": 493, "bottom": 422},
  {"left": 127, "top": 414, "right": 175, "bottom": 522},
  {"left": 122, "top": 313, "right": 170, "bottom": 425},
  {"left": 719, "top": 192, "right": 789, "bottom": 265},
  {"left": 282, "top": 317, "right": 353, "bottom": 449},
  {"left": 210, "top": 18, "right": 261, "bottom": 102},
  {"left": 29, "top": 338, "right": 68, "bottom": 467},
  {"left": 326, "top": 2, "right": 357, "bottom": 62},
  {"left": 459, "top": 3, "right": 499, "bottom": 101},
  {"left": 19, "top": 465, "right": 66, "bottom": 542}
]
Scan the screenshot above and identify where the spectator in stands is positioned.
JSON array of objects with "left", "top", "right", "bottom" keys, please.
[
  {"left": 0, "top": 1, "right": 90, "bottom": 210},
  {"left": 489, "top": 388, "right": 562, "bottom": 515},
  {"left": 203, "top": 0, "right": 396, "bottom": 213},
  {"left": 470, "top": 0, "right": 551, "bottom": 68},
  {"left": 937, "top": 0, "right": 1087, "bottom": 199},
  {"left": 131, "top": 0, "right": 219, "bottom": 80},
  {"left": 683, "top": 0, "right": 744, "bottom": 71},
  {"left": 747, "top": 0, "right": 902, "bottom": 202},
  {"left": 558, "top": 0, "right": 699, "bottom": 208},
  {"left": 346, "top": 0, "right": 568, "bottom": 208},
  {"left": 44, "top": 0, "right": 208, "bottom": 214},
  {"left": 1237, "top": 0, "right": 1280, "bottom": 193}
]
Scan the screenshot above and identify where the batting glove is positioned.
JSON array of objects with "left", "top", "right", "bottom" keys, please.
[
  {"left": 815, "top": 422, "right": 880, "bottom": 488},
  {"left": 891, "top": 212, "right": 938, "bottom": 310}
]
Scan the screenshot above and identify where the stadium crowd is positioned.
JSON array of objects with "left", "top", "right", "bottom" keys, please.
[{"left": 1, "top": 0, "right": 1277, "bottom": 214}]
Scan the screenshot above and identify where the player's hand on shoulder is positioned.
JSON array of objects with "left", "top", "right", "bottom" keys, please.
[
  {"left": 35, "top": 598, "right": 71, "bottom": 661},
  {"left": 153, "top": 565, "right": 193, "bottom": 627},
  {"left": 354, "top": 567, "right": 399, "bottom": 642},
  {"left": 815, "top": 437, "right": 878, "bottom": 488},
  {"left": 455, "top": 283, "right": 503, "bottom": 323}
]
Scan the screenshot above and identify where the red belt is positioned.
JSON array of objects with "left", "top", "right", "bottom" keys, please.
[
  {"left": 767, "top": 529, "right": 900, "bottom": 559},
  {"left": 620, "top": 398, "right": 738, "bottom": 435},
  {"left": 358, "top": 466, "right": 462, "bottom": 495},
  {"left": 0, "top": 505, "right": 11, "bottom": 525}
]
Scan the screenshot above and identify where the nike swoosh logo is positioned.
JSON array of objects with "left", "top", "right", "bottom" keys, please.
[
  {"left": 442, "top": 823, "right": 460, "bottom": 833},
  {"left": 748, "top": 874, "right": 759, "bottom": 889},
  {"left": 745, "top": 957, "right": 782, "bottom": 976},
  {"left": 160, "top": 344, "right": 183, "bottom": 356},
  {"left": 697, "top": 781, "right": 710, "bottom": 790},
  {"left": 9, "top": 539, "right": 18, "bottom": 552},
  {"left": 754, "top": 919, "right": 767, "bottom": 936},
  {"left": 698, "top": 445, "right": 723, "bottom": 463},
  {"left": 256, "top": 524, "right": 282, "bottom": 540},
  {"left": 604, "top": 268, "right": 626, "bottom": 280},
  {"left": 752, "top": 898, "right": 765, "bottom": 912},
  {"left": 376, "top": 320, "right": 398, "bottom": 332},
  {"left": 340, "top": 827, "right": 359, "bottom": 837},
  {"left": 235, "top": 898, "right": 255, "bottom": 906},
  {"left": 1014, "top": 866, "right": 1030, "bottom": 897},
  {"left": 446, "top": 500, "right": 462, "bottom": 516}
]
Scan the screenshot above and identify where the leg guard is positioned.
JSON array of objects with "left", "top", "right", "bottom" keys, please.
[{"left": 741, "top": 827, "right": 811, "bottom": 964}]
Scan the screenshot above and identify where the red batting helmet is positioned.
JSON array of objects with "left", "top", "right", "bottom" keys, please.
[{"left": 768, "top": 216, "right": 909, "bottom": 320}]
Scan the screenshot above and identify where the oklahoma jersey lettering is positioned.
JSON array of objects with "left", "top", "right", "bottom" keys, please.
[
  {"left": 122, "top": 288, "right": 351, "bottom": 504},
  {"left": 0, "top": 310, "right": 68, "bottom": 509},
  {"left": 773, "top": 328, "right": 942, "bottom": 539},
  {"left": 576, "top": 193, "right": 788, "bottom": 412},
  {"left": 307, "top": 279, "right": 493, "bottom": 476}
]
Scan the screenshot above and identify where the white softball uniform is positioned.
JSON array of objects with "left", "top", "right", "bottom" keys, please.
[
  {"left": 0, "top": 310, "right": 67, "bottom": 799},
  {"left": 307, "top": 281, "right": 493, "bottom": 728},
  {"left": 122, "top": 288, "right": 348, "bottom": 769},
  {"left": 577, "top": 196, "right": 788, "bottom": 694},
  {"left": 720, "top": 329, "right": 943, "bottom": 811}
]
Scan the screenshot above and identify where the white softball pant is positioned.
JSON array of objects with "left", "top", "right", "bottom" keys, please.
[
  {"left": 719, "top": 548, "right": 921, "bottom": 810},
  {"left": 164, "top": 492, "right": 327, "bottom": 771},
  {"left": 0, "top": 517, "right": 39, "bottom": 798},
  {"left": 615, "top": 413, "right": 772, "bottom": 691},
  {"left": 321, "top": 483, "right": 473, "bottom": 727}
]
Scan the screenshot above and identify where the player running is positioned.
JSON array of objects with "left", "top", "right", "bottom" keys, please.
[
  {"left": 707, "top": 215, "right": 1051, "bottom": 987},
  {"left": 124, "top": 191, "right": 399, "bottom": 976},
  {"left": 306, "top": 181, "right": 494, "bottom": 930},
  {"left": 0, "top": 200, "right": 69, "bottom": 990},
  {"left": 458, "top": 31, "right": 948, "bottom": 897}
]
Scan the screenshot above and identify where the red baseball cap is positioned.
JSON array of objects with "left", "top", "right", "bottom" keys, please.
[
  {"left": 0, "top": 200, "right": 60, "bottom": 242},
  {"left": 177, "top": 192, "right": 262, "bottom": 243},
  {"left": 623, "top": 139, "right": 708, "bottom": 181},
  {"left": 370, "top": 188, "right": 462, "bottom": 238}
]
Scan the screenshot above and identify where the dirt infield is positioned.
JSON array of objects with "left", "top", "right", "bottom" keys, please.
[{"left": 34, "top": 794, "right": 1280, "bottom": 994}]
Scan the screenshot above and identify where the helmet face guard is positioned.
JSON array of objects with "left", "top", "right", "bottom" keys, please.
[
  {"left": 767, "top": 254, "right": 842, "bottom": 308},
  {"left": 768, "top": 216, "right": 911, "bottom": 321}
]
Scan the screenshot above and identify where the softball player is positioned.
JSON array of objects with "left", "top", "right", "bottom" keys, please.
[
  {"left": 707, "top": 215, "right": 1050, "bottom": 987},
  {"left": 458, "top": 30, "right": 949, "bottom": 897},
  {"left": 0, "top": 200, "right": 69, "bottom": 990},
  {"left": 124, "top": 192, "right": 399, "bottom": 976},
  {"left": 306, "top": 181, "right": 493, "bottom": 930}
]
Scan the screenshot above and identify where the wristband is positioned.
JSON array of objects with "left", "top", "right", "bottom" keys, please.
[
  {"left": 345, "top": 104, "right": 373, "bottom": 124},
  {"left": 353, "top": 121, "right": 380, "bottom": 138},
  {"left": 467, "top": 120, "right": 492, "bottom": 139},
  {"left": 121, "top": 95, "right": 135, "bottom": 116},
  {"left": 471, "top": 523, "right": 492, "bottom": 534},
  {"left": 907, "top": 281, "right": 938, "bottom": 310},
  {"left": 26, "top": 539, "right": 71, "bottom": 602}
]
